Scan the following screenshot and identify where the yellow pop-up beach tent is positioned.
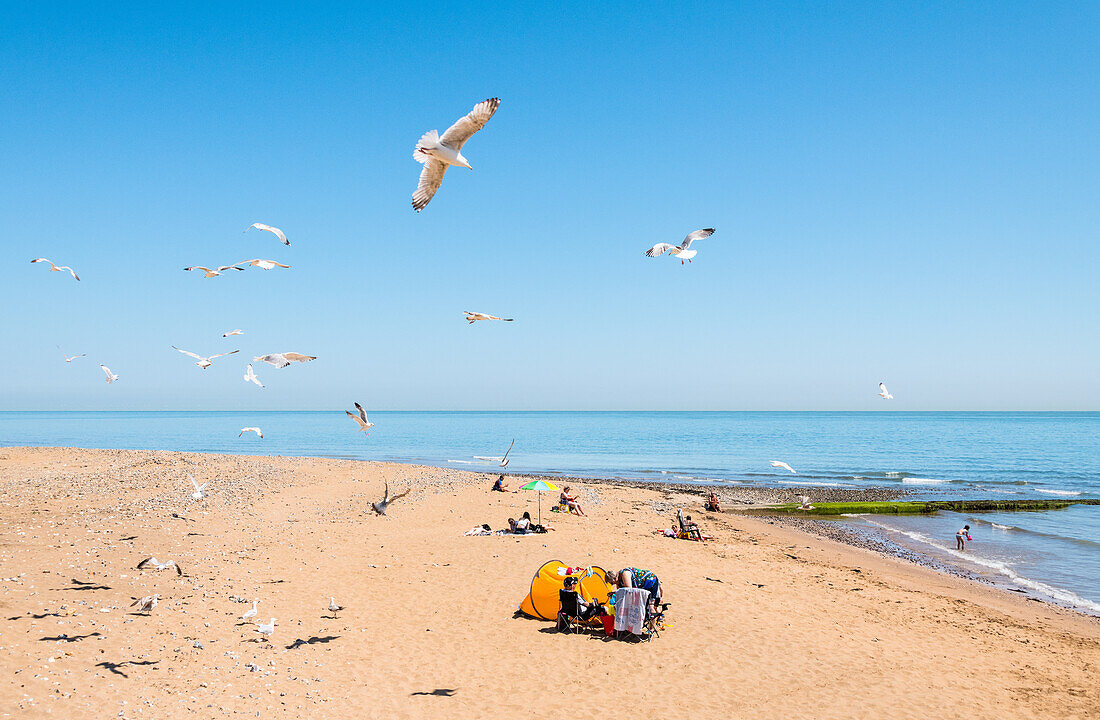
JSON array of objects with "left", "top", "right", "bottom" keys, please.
[{"left": 518, "top": 560, "right": 613, "bottom": 620}]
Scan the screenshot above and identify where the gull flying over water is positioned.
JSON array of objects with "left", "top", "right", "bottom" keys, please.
[
  {"left": 99, "top": 364, "right": 119, "bottom": 384},
  {"left": 223, "top": 329, "right": 243, "bottom": 337},
  {"left": 243, "top": 363, "right": 264, "bottom": 389},
  {"left": 189, "top": 474, "right": 207, "bottom": 500},
  {"left": 253, "top": 353, "right": 317, "bottom": 369},
  {"left": 255, "top": 618, "right": 276, "bottom": 640},
  {"left": 371, "top": 481, "right": 411, "bottom": 516},
  {"left": 30, "top": 258, "right": 80, "bottom": 281},
  {"left": 346, "top": 402, "right": 374, "bottom": 434},
  {"left": 239, "top": 427, "right": 263, "bottom": 439},
  {"left": 183, "top": 265, "right": 244, "bottom": 278},
  {"left": 131, "top": 594, "right": 159, "bottom": 613},
  {"left": 644, "top": 228, "right": 716, "bottom": 265},
  {"left": 136, "top": 557, "right": 183, "bottom": 576},
  {"left": 412, "top": 97, "right": 500, "bottom": 212},
  {"left": 464, "top": 311, "right": 513, "bottom": 324},
  {"left": 58, "top": 346, "right": 85, "bottom": 363},
  {"left": 500, "top": 438, "right": 514, "bottom": 468},
  {"left": 236, "top": 258, "right": 290, "bottom": 271},
  {"left": 244, "top": 223, "right": 289, "bottom": 246},
  {"left": 878, "top": 382, "right": 894, "bottom": 400},
  {"left": 172, "top": 346, "right": 239, "bottom": 369},
  {"left": 770, "top": 461, "right": 797, "bottom": 474}
]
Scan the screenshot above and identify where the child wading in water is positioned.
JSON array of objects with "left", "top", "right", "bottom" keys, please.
[{"left": 956, "top": 524, "right": 972, "bottom": 550}]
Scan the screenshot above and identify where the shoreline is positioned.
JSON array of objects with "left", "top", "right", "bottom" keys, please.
[{"left": 1, "top": 446, "right": 1098, "bottom": 718}]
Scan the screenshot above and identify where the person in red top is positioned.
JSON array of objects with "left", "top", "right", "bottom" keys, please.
[{"left": 560, "top": 486, "right": 587, "bottom": 516}]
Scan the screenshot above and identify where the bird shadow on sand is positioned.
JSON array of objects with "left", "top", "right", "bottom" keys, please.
[
  {"left": 69, "top": 578, "right": 111, "bottom": 591},
  {"left": 95, "top": 659, "right": 159, "bottom": 678},
  {"left": 8, "top": 611, "right": 63, "bottom": 621},
  {"left": 286, "top": 635, "right": 340, "bottom": 650},
  {"left": 40, "top": 632, "right": 102, "bottom": 643},
  {"left": 411, "top": 688, "right": 457, "bottom": 697}
]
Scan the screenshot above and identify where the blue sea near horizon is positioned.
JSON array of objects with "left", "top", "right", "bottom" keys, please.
[{"left": 1, "top": 410, "right": 1097, "bottom": 613}]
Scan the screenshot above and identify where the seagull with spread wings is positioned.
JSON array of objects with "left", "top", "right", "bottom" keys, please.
[
  {"left": 345, "top": 402, "right": 374, "bottom": 434},
  {"left": 188, "top": 473, "right": 207, "bottom": 500},
  {"left": 371, "top": 481, "right": 411, "bottom": 516},
  {"left": 499, "top": 439, "right": 515, "bottom": 468},
  {"left": 99, "top": 364, "right": 119, "bottom": 384},
  {"left": 243, "top": 363, "right": 264, "bottom": 389},
  {"left": 464, "top": 312, "right": 513, "bottom": 324},
  {"left": 183, "top": 265, "right": 244, "bottom": 278},
  {"left": 253, "top": 353, "right": 317, "bottom": 369},
  {"left": 58, "top": 346, "right": 86, "bottom": 363},
  {"left": 31, "top": 258, "right": 80, "bottom": 281},
  {"left": 223, "top": 329, "right": 243, "bottom": 337},
  {"left": 878, "top": 382, "right": 894, "bottom": 400},
  {"left": 136, "top": 557, "right": 184, "bottom": 576},
  {"left": 236, "top": 258, "right": 290, "bottom": 271},
  {"left": 244, "top": 223, "right": 289, "bottom": 246},
  {"left": 644, "top": 228, "right": 716, "bottom": 265},
  {"left": 770, "top": 461, "right": 797, "bottom": 474},
  {"left": 239, "top": 427, "right": 263, "bottom": 439},
  {"left": 171, "top": 346, "right": 239, "bottom": 370},
  {"left": 412, "top": 98, "right": 500, "bottom": 211}
]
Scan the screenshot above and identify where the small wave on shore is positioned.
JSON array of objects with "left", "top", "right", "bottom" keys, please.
[
  {"left": 902, "top": 478, "right": 949, "bottom": 485},
  {"left": 1036, "top": 488, "right": 1081, "bottom": 496}
]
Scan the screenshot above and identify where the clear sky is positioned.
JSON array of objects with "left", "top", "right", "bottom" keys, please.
[{"left": 3, "top": 2, "right": 1099, "bottom": 411}]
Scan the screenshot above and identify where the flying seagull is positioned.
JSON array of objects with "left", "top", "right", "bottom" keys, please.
[
  {"left": 243, "top": 363, "right": 264, "bottom": 389},
  {"left": 236, "top": 258, "right": 290, "bottom": 270},
  {"left": 464, "top": 312, "right": 513, "bottom": 324},
  {"left": 239, "top": 427, "right": 263, "bottom": 439},
  {"left": 412, "top": 97, "right": 501, "bottom": 211},
  {"left": 255, "top": 618, "right": 276, "bottom": 641},
  {"left": 130, "top": 594, "right": 159, "bottom": 613},
  {"left": 500, "top": 438, "right": 515, "bottom": 468},
  {"left": 136, "top": 557, "right": 183, "bottom": 576},
  {"left": 644, "top": 228, "right": 716, "bottom": 264},
  {"left": 183, "top": 265, "right": 244, "bottom": 278},
  {"left": 371, "top": 481, "right": 411, "bottom": 516},
  {"left": 189, "top": 474, "right": 207, "bottom": 501},
  {"left": 878, "top": 382, "right": 894, "bottom": 400},
  {"left": 223, "top": 329, "right": 243, "bottom": 337},
  {"left": 244, "top": 223, "right": 289, "bottom": 246},
  {"left": 253, "top": 353, "right": 317, "bottom": 369},
  {"left": 770, "top": 461, "right": 797, "bottom": 474},
  {"left": 328, "top": 597, "right": 343, "bottom": 618},
  {"left": 99, "top": 364, "right": 119, "bottom": 384},
  {"left": 172, "top": 346, "right": 239, "bottom": 370},
  {"left": 30, "top": 258, "right": 80, "bottom": 281},
  {"left": 241, "top": 600, "right": 258, "bottom": 622},
  {"left": 346, "top": 402, "right": 374, "bottom": 434},
  {"left": 58, "top": 346, "right": 85, "bottom": 363}
]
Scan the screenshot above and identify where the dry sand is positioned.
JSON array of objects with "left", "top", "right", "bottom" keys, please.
[{"left": 0, "top": 447, "right": 1097, "bottom": 719}]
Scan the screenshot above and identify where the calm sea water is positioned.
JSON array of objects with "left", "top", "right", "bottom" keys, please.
[{"left": 1, "top": 411, "right": 1097, "bottom": 612}]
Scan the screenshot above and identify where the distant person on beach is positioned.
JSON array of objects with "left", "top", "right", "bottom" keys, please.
[
  {"left": 705, "top": 491, "right": 720, "bottom": 512},
  {"left": 560, "top": 486, "right": 586, "bottom": 516},
  {"left": 492, "top": 475, "right": 514, "bottom": 492},
  {"left": 956, "top": 524, "right": 972, "bottom": 550}
]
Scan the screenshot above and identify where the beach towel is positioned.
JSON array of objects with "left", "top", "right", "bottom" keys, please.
[{"left": 613, "top": 588, "right": 647, "bottom": 634}]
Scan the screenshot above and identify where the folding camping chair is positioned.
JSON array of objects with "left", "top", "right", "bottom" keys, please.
[{"left": 677, "top": 508, "right": 703, "bottom": 541}]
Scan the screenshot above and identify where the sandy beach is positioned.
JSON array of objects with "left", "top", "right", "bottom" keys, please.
[{"left": 1, "top": 447, "right": 1097, "bottom": 719}]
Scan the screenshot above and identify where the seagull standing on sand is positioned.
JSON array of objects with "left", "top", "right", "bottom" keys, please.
[
  {"left": 255, "top": 618, "right": 276, "bottom": 640},
  {"left": 244, "top": 223, "right": 289, "bottom": 246},
  {"left": 30, "top": 258, "right": 80, "bottom": 281},
  {"left": 770, "top": 461, "right": 797, "bottom": 474},
  {"left": 464, "top": 312, "right": 513, "bottom": 324},
  {"left": 236, "top": 258, "right": 290, "bottom": 271},
  {"left": 239, "top": 427, "right": 263, "bottom": 439},
  {"left": 58, "top": 346, "right": 85, "bottom": 363},
  {"left": 131, "top": 594, "right": 159, "bottom": 613},
  {"left": 171, "top": 346, "right": 240, "bottom": 370},
  {"left": 500, "top": 438, "right": 515, "bottom": 468},
  {"left": 99, "top": 364, "right": 119, "bottom": 384},
  {"left": 644, "top": 228, "right": 716, "bottom": 264},
  {"left": 241, "top": 600, "right": 258, "bottom": 622},
  {"left": 878, "top": 382, "right": 894, "bottom": 400},
  {"left": 223, "top": 329, "right": 243, "bottom": 337},
  {"left": 243, "top": 364, "right": 264, "bottom": 389},
  {"left": 345, "top": 402, "right": 374, "bottom": 434},
  {"left": 183, "top": 265, "right": 244, "bottom": 278},
  {"left": 136, "top": 557, "right": 184, "bottom": 576},
  {"left": 189, "top": 474, "right": 207, "bottom": 501},
  {"left": 371, "top": 481, "right": 411, "bottom": 516},
  {"left": 412, "top": 97, "right": 501, "bottom": 211},
  {"left": 253, "top": 353, "right": 317, "bottom": 369},
  {"left": 328, "top": 597, "right": 343, "bottom": 618}
]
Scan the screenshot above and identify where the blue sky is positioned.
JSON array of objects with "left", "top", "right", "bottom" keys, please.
[{"left": 3, "top": 2, "right": 1099, "bottom": 410}]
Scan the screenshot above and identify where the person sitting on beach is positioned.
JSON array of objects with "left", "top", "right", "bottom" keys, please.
[
  {"left": 491, "top": 475, "right": 514, "bottom": 492},
  {"left": 560, "top": 486, "right": 586, "bottom": 516},
  {"left": 956, "top": 524, "right": 972, "bottom": 551},
  {"left": 704, "top": 491, "right": 721, "bottom": 512},
  {"left": 609, "top": 567, "right": 662, "bottom": 612},
  {"left": 558, "top": 576, "right": 603, "bottom": 628}
]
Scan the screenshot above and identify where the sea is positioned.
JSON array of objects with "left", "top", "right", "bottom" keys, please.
[{"left": 1, "top": 410, "right": 1097, "bottom": 614}]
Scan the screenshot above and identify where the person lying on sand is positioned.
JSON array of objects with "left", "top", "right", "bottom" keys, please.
[{"left": 560, "top": 486, "right": 586, "bottom": 516}]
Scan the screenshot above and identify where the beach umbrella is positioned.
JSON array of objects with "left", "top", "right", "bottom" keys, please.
[{"left": 519, "top": 479, "right": 559, "bottom": 526}]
